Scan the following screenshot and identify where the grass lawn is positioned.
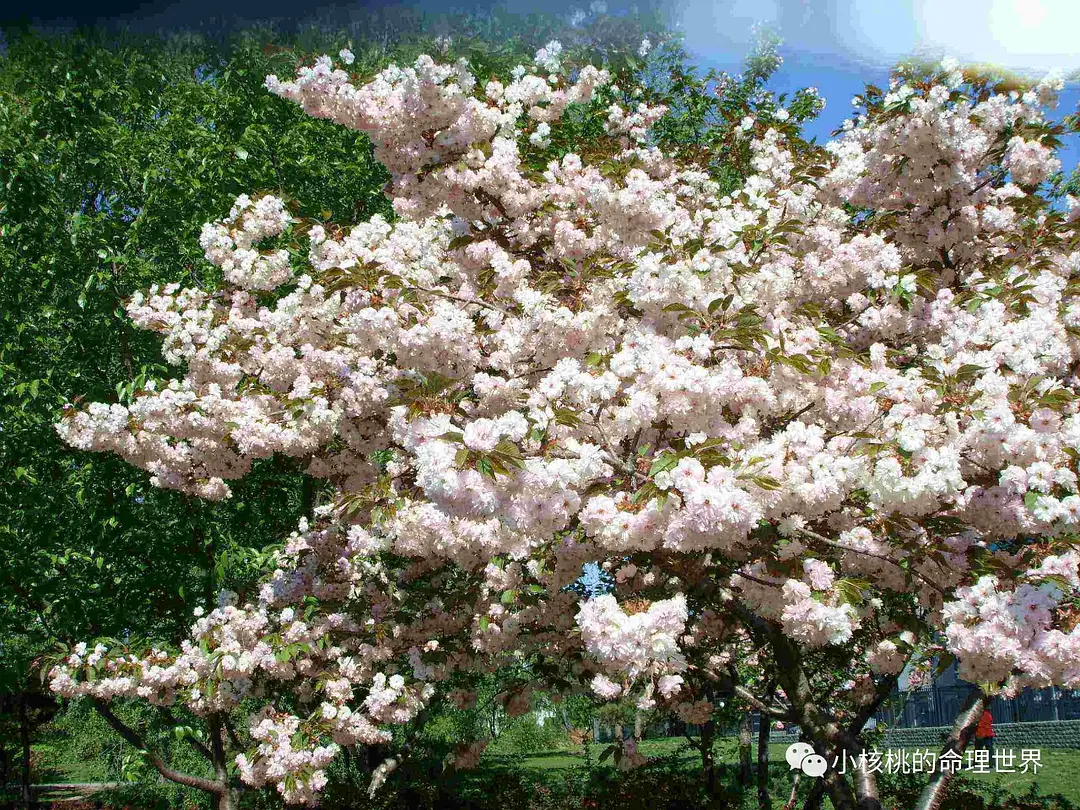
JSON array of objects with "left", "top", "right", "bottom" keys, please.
[
  {"left": 487, "top": 737, "right": 1080, "bottom": 806},
  {"left": 961, "top": 748, "right": 1080, "bottom": 803},
  {"left": 26, "top": 725, "right": 1080, "bottom": 809},
  {"left": 28, "top": 736, "right": 110, "bottom": 784}
]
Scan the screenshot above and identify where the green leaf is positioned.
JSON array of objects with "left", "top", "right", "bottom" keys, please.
[
  {"left": 933, "top": 652, "right": 956, "bottom": 678},
  {"left": 750, "top": 474, "right": 781, "bottom": 491},
  {"left": 553, "top": 407, "right": 582, "bottom": 428},
  {"left": 632, "top": 481, "right": 658, "bottom": 504},
  {"left": 708, "top": 294, "right": 734, "bottom": 314},
  {"left": 648, "top": 452, "right": 680, "bottom": 478},
  {"left": 835, "top": 577, "right": 871, "bottom": 605},
  {"left": 817, "top": 326, "right": 842, "bottom": 344}
]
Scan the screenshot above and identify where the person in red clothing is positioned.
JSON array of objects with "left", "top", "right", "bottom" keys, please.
[{"left": 974, "top": 708, "right": 994, "bottom": 757}]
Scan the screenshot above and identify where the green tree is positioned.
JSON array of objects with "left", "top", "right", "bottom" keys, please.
[{"left": 0, "top": 25, "right": 391, "bottom": 803}]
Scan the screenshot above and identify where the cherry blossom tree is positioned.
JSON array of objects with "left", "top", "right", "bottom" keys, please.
[{"left": 47, "top": 35, "right": 1080, "bottom": 810}]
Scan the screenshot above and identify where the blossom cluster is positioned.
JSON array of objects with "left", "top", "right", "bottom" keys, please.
[{"left": 576, "top": 593, "right": 688, "bottom": 695}]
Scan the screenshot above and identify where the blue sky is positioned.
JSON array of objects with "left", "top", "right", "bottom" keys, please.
[{"left": 671, "top": 0, "right": 1080, "bottom": 176}]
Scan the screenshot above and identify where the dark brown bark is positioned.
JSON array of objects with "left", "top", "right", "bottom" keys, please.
[
  {"left": 784, "top": 772, "right": 802, "bottom": 810},
  {"left": 208, "top": 715, "right": 238, "bottom": 810},
  {"left": 847, "top": 674, "right": 901, "bottom": 810},
  {"left": 1, "top": 739, "right": 10, "bottom": 794},
  {"left": 368, "top": 707, "right": 428, "bottom": 798},
  {"left": 757, "top": 713, "right": 772, "bottom": 810},
  {"left": 852, "top": 762, "right": 883, "bottom": 810},
  {"left": 824, "top": 767, "right": 856, "bottom": 810},
  {"left": 743, "top": 614, "right": 856, "bottom": 810},
  {"left": 729, "top": 605, "right": 902, "bottom": 810},
  {"left": 160, "top": 707, "right": 213, "bottom": 762},
  {"left": 701, "top": 717, "right": 716, "bottom": 793},
  {"left": 802, "top": 779, "right": 826, "bottom": 810},
  {"left": 302, "top": 474, "right": 318, "bottom": 514}
]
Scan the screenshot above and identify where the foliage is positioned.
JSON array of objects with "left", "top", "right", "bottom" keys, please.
[
  {"left": 0, "top": 20, "right": 386, "bottom": 800},
  {"left": 0, "top": 23, "right": 390, "bottom": 672}
]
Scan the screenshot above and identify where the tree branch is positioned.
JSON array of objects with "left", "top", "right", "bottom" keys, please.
[
  {"left": 411, "top": 285, "right": 511, "bottom": 315},
  {"left": 757, "top": 682, "right": 775, "bottom": 810},
  {"left": 91, "top": 699, "right": 225, "bottom": 797},
  {"left": 724, "top": 669, "right": 789, "bottom": 719},
  {"left": 793, "top": 527, "right": 947, "bottom": 594},
  {"left": 368, "top": 708, "right": 429, "bottom": 799},
  {"left": 222, "top": 716, "right": 244, "bottom": 751},
  {"left": 159, "top": 707, "right": 214, "bottom": 763}
]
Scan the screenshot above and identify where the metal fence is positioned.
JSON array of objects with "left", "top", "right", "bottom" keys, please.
[
  {"left": 877, "top": 685, "right": 1080, "bottom": 728},
  {"left": 592, "top": 686, "right": 1080, "bottom": 742}
]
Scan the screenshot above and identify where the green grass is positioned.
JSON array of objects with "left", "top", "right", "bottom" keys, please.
[
  {"left": 28, "top": 725, "right": 1080, "bottom": 809},
  {"left": 29, "top": 736, "right": 110, "bottom": 784},
  {"left": 961, "top": 748, "right": 1080, "bottom": 803},
  {"left": 486, "top": 737, "right": 1080, "bottom": 806}
]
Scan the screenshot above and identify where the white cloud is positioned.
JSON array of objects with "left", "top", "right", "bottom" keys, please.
[{"left": 677, "top": 0, "right": 1080, "bottom": 73}]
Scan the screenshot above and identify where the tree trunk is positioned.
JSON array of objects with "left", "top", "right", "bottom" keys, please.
[
  {"left": 701, "top": 718, "right": 715, "bottom": 793},
  {"left": 852, "top": 762, "right": 883, "bottom": 810},
  {"left": 19, "top": 694, "right": 33, "bottom": 810},
  {"left": 302, "top": 473, "right": 318, "bottom": 513},
  {"left": 0, "top": 708, "right": 10, "bottom": 801},
  {"left": 209, "top": 715, "right": 236, "bottom": 810},
  {"left": 914, "top": 688, "right": 988, "bottom": 810},
  {"left": 738, "top": 712, "right": 753, "bottom": 786},
  {"left": 802, "top": 779, "right": 826, "bottom": 810},
  {"left": 634, "top": 711, "right": 644, "bottom": 741},
  {"left": 824, "top": 767, "right": 856, "bottom": 810},
  {"left": 91, "top": 699, "right": 226, "bottom": 800},
  {"left": 785, "top": 772, "right": 802, "bottom": 810},
  {"left": 368, "top": 708, "right": 428, "bottom": 798},
  {"left": 757, "top": 714, "right": 771, "bottom": 810}
]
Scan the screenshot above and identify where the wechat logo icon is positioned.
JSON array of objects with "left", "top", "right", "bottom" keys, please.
[{"left": 786, "top": 742, "right": 828, "bottom": 778}]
